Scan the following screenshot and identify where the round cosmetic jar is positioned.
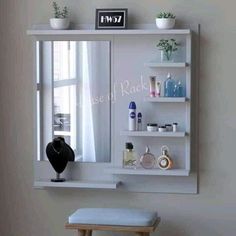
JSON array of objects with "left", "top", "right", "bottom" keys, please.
[
  {"left": 158, "top": 126, "right": 166, "bottom": 132},
  {"left": 165, "top": 124, "right": 172, "bottom": 132},
  {"left": 147, "top": 123, "right": 158, "bottom": 132}
]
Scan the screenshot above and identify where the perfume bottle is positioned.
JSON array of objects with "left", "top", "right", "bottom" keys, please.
[
  {"left": 174, "top": 81, "right": 184, "bottom": 97},
  {"left": 157, "top": 146, "right": 173, "bottom": 170},
  {"left": 140, "top": 146, "right": 155, "bottom": 169},
  {"left": 123, "top": 143, "right": 138, "bottom": 168},
  {"left": 164, "top": 73, "right": 175, "bottom": 97}
]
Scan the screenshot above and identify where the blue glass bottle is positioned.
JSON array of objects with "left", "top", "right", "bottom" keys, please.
[
  {"left": 164, "top": 73, "right": 175, "bottom": 97},
  {"left": 174, "top": 81, "right": 184, "bottom": 97}
]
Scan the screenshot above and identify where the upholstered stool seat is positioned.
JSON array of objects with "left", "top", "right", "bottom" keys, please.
[{"left": 66, "top": 208, "right": 160, "bottom": 236}]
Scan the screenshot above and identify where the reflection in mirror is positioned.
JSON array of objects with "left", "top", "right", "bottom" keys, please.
[{"left": 36, "top": 41, "right": 111, "bottom": 162}]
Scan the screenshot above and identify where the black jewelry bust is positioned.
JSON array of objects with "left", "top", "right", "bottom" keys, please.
[{"left": 46, "top": 137, "right": 75, "bottom": 182}]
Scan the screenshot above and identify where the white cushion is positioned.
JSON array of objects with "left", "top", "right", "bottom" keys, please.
[{"left": 68, "top": 208, "right": 158, "bottom": 226}]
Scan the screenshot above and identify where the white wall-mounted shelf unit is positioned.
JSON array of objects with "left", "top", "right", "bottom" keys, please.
[{"left": 28, "top": 24, "right": 197, "bottom": 193}]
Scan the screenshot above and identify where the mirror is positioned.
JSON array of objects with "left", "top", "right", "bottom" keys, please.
[{"left": 36, "top": 41, "right": 111, "bottom": 162}]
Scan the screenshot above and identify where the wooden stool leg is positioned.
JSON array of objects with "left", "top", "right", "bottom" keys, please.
[
  {"left": 78, "top": 230, "right": 86, "bottom": 236},
  {"left": 86, "top": 230, "right": 92, "bottom": 236}
]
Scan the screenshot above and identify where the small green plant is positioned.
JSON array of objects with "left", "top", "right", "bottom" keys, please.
[
  {"left": 157, "top": 12, "right": 175, "bottom": 19},
  {"left": 156, "top": 39, "right": 179, "bottom": 61},
  {"left": 52, "top": 2, "right": 68, "bottom": 19}
]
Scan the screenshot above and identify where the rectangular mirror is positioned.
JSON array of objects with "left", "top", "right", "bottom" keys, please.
[{"left": 36, "top": 41, "right": 111, "bottom": 162}]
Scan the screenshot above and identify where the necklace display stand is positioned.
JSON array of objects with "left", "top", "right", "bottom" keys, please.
[
  {"left": 46, "top": 137, "right": 75, "bottom": 182},
  {"left": 51, "top": 173, "right": 66, "bottom": 182}
]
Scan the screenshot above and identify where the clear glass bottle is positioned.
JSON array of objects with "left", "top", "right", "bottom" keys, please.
[
  {"left": 140, "top": 146, "right": 155, "bottom": 169},
  {"left": 164, "top": 73, "right": 175, "bottom": 97},
  {"left": 123, "top": 143, "right": 138, "bottom": 168}
]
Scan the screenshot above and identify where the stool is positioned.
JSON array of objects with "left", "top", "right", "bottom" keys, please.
[{"left": 65, "top": 208, "right": 160, "bottom": 236}]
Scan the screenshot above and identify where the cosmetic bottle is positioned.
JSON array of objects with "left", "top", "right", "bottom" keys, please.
[
  {"left": 173, "top": 123, "right": 178, "bottom": 132},
  {"left": 149, "top": 76, "right": 156, "bottom": 97},
  {"left": 156, "top": 81, "right": 161, "bottom": 97},
  {"left": 137, "top": 112, "right": 142, "bottom": 131},
  {"left": 164, "top": 73, "right": 175, "bottom": 97},
  {"left": 123, "top": 142, "right": 138, "bottom": 168},
  {"left": 157, "top": 145, "right": 173, "bottom": 170},
  {"left": 128, "top": 101, "right": 136, "bottom": 131},
  {"left": 174, "top": 81, "right": 184, "bottom": 97},
  {"left": 140, "top": 146, "right": 156, "bottom": 169}
]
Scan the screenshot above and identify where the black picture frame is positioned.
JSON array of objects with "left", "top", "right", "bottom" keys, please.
[{"left": 95, "top": 8, "right": 128, "bottom": 30}]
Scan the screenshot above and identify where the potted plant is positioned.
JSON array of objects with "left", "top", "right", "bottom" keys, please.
[
  {"left": 50, "top": 2, "right": 70, "bottom": 30},
  {"left": 156, "top": 12, "right": 176, "bottom": 29},
  {"left": 156, "top": 39, "right": 179, "bottom": 62}
]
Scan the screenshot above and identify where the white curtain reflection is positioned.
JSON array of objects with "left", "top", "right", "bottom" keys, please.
[{"left": 81, "top": 42, "right": 96, "bottom": 162}]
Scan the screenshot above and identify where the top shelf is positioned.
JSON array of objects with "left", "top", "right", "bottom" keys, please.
[{"left": 27, "top": 24, "right": 191, "bottom": 36}]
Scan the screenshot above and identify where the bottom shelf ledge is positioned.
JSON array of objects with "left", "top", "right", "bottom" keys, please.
[
  {"left": 34, "top": 180, "right": 120, "bottom": 189},
  {"left": 105, "top": 167, "right": 190, "bottom": 176}
]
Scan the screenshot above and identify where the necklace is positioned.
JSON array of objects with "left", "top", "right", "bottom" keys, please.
[{"left": 51, "top": 143, "right": 63, "bottom": 155}]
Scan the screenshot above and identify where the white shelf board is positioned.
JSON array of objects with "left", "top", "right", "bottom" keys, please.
[
  {"left": 120, "top": 131, "right": 187, "bottom": 137},
  {"left": 27, "top": 24, "right": 191, "bottom": 36},
  {"left": 144, "top": 97, "right": 187, "bottom": 103},
  {"left": 144, "top": 62, "right": 188, "bottom": 68},
  {"left": 106, "top": 167, "right": 190, "bottom": 176},
  {"left": 34, "top": 180, "right": 120, "bottom": 189}
]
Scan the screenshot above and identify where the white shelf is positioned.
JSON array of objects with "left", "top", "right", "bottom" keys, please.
[
  {"left": 34, "top": 180, "right": 120, "bottom": 189},
  {"left": 144, "top": 62, "right": 188, "bottom": 68},
  {"left": 106, "top": 168, "right": 190, "bottom": 176},
  {"left": 120, "top": 131, "right": 187, "bottom": 137},
  {"left": 27, "top": 24, "right": 191, "bottom": 36},
  {"left": 144, "top": 97, "right": 187, "bottom": 103}
]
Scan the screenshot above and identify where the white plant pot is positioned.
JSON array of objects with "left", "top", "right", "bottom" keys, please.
[
  {"left": 156, "top": 18, "right": 175, "bottom": 29},
  {"left": 50, "top": 18, "right": 70, "bottom": 30}
]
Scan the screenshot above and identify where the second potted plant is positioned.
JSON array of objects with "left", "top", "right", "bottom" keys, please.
[
  {"left": 50, "top": 2, "right": 70, "bottom": 30},
  {"left": 156, "top": 12, "right": 176, "bottom": 29}
]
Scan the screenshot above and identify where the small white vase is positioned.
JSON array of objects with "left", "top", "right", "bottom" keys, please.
[
  {"left": 156, "top": 18, "right": 175, "bottom": 29},
  {"left": 50, "top": 18, "right": 70, "bottom": 30}
]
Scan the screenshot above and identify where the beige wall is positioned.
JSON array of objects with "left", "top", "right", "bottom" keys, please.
[{"left": 0, "top": 0, "right": 236, "bottom": 235}]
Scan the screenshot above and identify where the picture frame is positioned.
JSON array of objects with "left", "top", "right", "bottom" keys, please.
[{"left": 95, "top": 8, "right": 128, "bottom": 30}]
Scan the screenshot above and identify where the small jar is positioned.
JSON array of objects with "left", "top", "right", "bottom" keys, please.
[
  {"left": 173, "top": 123, "right": 178, "bottom": 132},
  {"left": 165, "top": 124, "right": 172, "bottom": 132},
  {"left": 147, "top": 123, "right": 158, "bottom": 132},
  {"left": 158, "top": 126, "right": 166, "bottom": 132}
]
